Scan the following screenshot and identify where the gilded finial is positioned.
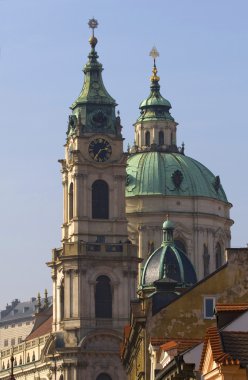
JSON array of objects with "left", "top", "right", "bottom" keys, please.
[
  {"left": 149, "top": 46, "right": 160, "bottom": 82},
  {"left": 88, "top": 18, "right": 98, "bottom": 48}
]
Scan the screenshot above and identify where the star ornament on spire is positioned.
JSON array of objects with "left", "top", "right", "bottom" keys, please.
[{"left": 88, "top": 18, "right": 98, "bottom": 36}]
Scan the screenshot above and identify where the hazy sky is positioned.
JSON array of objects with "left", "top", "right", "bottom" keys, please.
[{"left": 0, "top": 0, "right": 248, "bottom": 309}]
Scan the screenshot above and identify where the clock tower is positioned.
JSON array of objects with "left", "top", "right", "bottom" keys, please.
[{"left": 48, "top": 20, "right": 138, "bottom": 380}]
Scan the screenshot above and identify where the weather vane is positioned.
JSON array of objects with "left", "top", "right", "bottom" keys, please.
[
  {"left": 149, "top": 46, "right": 159, "bottom": 65},
  {"left": 88, "top": 18, "right": 98, "bottom": 36}
]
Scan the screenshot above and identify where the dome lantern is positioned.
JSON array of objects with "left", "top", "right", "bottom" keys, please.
[{"left": 131, "top": 48, "right": 181, "bottom": 154}]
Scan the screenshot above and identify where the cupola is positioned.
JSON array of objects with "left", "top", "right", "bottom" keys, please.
[
  {"left": 141, "top": 219, "right": 197, "bottom": 288},
  {"left": 131, "top": 47, "right": 180, "bottom": 154}
]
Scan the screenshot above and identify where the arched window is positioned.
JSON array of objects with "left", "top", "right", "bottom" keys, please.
[
  {"left": 203, "top": 244, "right": 210, "bottom": 277},
  {"left": 92, "top": 180, "right": 109, "bottom": 219},
  {"left": 69, "top": 183, "right": 74, "bottom": 220},
  {"left": 95, "top": 276, "right": 112, "bottom": 318},
  {"left": 145, "top": 131, "right": 150, "bottom": 146},
  {"left": 159, "top": 131, "right": 164, "bottom": 145},
  {"left": 215, "top": 243, "right": 222, "bottom": 269},
  {"left": 175, "top": 239, "right": 187, "bottom": 255},
  {"left": 96, "top": 374, "right": 112, "bottom": 380}
]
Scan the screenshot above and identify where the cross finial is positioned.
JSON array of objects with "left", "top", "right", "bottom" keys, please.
[
  {"left": 149, "top": 46, "right": 159, "bottom": 65},
  {"left": 88, "top": 18, "right": 98, "bottom": 37},
  {"left": 149, "top": 46, "right": 160, "bottom": 82}
]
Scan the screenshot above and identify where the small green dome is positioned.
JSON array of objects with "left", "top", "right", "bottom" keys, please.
[
  {"left": 141, "top": 221, "right": 197, "bottom": 287},
  {"left": 126, "top": 152, "right": 228, "bottom": 202},
  {"left": 137, "top": 70, "right": 174, "bottom": 122},
  {"left": 163, "top": 219, "right": 174, "bottom": 230},
  {"left": 139, "top": 94, "right": 172, "bottom": 109}
]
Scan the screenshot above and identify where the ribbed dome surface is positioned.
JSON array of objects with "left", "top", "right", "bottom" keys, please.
[
  {"left": 142, "top": 244, "right": 197, "bottom": 287},
  {"left": 126, "top": 152, "right": 228, "bottom": 202}
]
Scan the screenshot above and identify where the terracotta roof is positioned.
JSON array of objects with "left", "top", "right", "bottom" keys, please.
[
  {"left": 124, "top": 325, "right": 131, "bottom": 340},
  {"left": 160, "top": 339, "right": 202, "bottom": 354},
  {"left": 160, "top": 340, "right": 178, "bottom": 351},
  {"left": 150, "top": 337, "right": 166, "bottom": 346},
  {"left": 200, "top": 327, "right": 248, "bottom": 371},
  {"left": 221, "top": 331, "right": 248, "bottom": 366},
  {"left": 200, "top": 327, "right": 222, "bottom": 371},
  {"left": 26, "top": 315, "right": 52, "bottom": 341},
  {"left": 215, "top": 303, "right": 248, "bottom": 312}
]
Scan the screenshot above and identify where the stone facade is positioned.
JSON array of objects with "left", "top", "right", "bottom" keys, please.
[{"left": 121, "top": 248, "right": 248, "bottom": 380}]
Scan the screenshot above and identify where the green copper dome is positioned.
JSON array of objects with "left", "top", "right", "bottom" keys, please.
[
  {"left": 139, "top": 91, "right": 172, "bottom": 109},
  {"left": 126, "top": 152, "right": 228, "bottom": 202},
  {"left": 141, "top": 220, "right": 197, "bottom": 287},
  {"left": 137, "top": 62, "right": 174, "bottom": 122}
]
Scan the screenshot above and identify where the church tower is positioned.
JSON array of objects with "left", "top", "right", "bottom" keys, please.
[{"left": 48, "top": 20, "right": 138, "bottom": 380}]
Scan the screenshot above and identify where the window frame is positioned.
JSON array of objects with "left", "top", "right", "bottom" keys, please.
[{"left": 204, "top": 296, "right": 216, "bottom": 319}]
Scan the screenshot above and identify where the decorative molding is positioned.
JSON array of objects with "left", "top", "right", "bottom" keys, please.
[{"left": 73, "top": 173, "right": 87, "bottom": 179}]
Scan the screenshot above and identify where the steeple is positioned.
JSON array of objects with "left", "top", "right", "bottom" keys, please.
[
  {"left": 69, "top": 19, "right": 121, "bottom": 137},
  {"left": 131, "top": 47, "right": 181, "bottom": 154},
  {"left": 137, "top": 47, "right": 174, "bottom": 123}
]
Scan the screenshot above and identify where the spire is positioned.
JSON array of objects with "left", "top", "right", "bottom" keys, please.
[
  {"left": 137, "top": 47, "right": 174, "bottom": 123},
  {"left": 69, "top": 19, "right": 120, "bottom": 136}
]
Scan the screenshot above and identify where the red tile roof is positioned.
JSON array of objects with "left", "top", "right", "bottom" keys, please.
[
  {"left": 160, "top": 340, "right": 178, "bottom": 351},
  {"left": 200, "top": 327, "right": 248, "bottom": 371},
  {"left": 200, "top": 326, "right": 223, "bottom": 371},
  {"left": 160, "top": 339, "right": 202, "bottom": 354},
  {"left": 150, "top": 338, "right": 167, "bottom": 346},
  {"left": 215, "top": 303, "right": 248, "bottom": 312},
  {"left": 26, "top": 315, "right": 52, "bottom": 341},
  {"left": 124, "top": 325, "right": 131, "bottom": 340}
]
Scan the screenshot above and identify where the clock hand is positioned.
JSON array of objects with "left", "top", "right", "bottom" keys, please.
[{"left": 95, "top": 148, "right": 104, "bottom": 160}]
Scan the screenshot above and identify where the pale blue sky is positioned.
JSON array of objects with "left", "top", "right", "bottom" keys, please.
[{"left": 0, "top": 0, "right": 248, "bottom": 309}]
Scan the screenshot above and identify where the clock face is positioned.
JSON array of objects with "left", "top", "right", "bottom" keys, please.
[{"left": 88, "top": 138, "right": 112, "bottom": 162}]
